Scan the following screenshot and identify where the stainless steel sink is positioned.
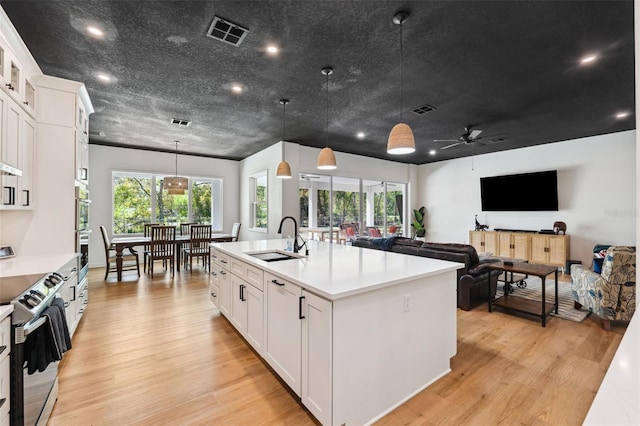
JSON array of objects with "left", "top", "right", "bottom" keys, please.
[{"left": 246, "top": 251, "right": 302, "bottom": 262}]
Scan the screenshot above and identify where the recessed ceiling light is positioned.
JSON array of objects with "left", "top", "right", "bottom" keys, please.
[
  {"left": 580, "top": 54, "right": 597, "bottom": 65},
  {"left": 615, "top": 111, "right": 630, "bottom": 119},
  {"left": 231, "top": 84, "right": 243, "bottom": 93},
  {"left": 356, "top": 132, "right": 365, "bottom": 139},
  {"left": 96, "top": 73, "right": 112, "bottom": 82},
  {"left": 266, "top": 45, "right": 279, "bottom": 55},
  {"left": 429, "top": 149, "right": 436, "bottom": 156},
  {"left": 87, "top": 26, "right": 104, "bottom": 37}
]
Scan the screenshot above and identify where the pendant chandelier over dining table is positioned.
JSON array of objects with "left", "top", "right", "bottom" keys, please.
[
  {"left": 165, "top": 140, "right": 188, "bottom": 195},
  {"left": 387, "top": 11, "right": 416, "bottom": 155},
  {"left": 317, "top": 66, "right": 337, "bottom": 170}
]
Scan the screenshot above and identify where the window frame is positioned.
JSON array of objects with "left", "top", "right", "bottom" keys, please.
[
  {"left": 250, "top": 170, "right": 268, "bottom": 233},
  {"left": 111, "top": 171, "right": 223, "bottom": 236}
]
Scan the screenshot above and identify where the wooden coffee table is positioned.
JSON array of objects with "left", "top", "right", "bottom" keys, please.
[{"left": 486, "top": 261, "right": 559, "bottom": 327}]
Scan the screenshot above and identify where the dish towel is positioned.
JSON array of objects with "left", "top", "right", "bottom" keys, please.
[{"left": 25, "top": 297, "right": 72, "bottom": 374}]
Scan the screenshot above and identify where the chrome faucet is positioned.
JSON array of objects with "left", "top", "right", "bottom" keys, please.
[{"left": 278, "top": 216, "right": 302, "bottom": 253}]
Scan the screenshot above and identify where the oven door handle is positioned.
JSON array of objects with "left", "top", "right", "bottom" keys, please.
[
  {"left": 24, "top": 317, "right": 47, "bottom": 336},
  {"left": 15, "top": 316, "right": 48, "bottom": 345}
]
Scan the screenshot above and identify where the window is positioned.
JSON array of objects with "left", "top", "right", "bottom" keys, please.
[
  {"left": 300, "top": 174, "right": 408, "bottom": 241},
  {"left": 112, "top": 172, "right": 222, "bottom": 234},
  {"left": 251, "top": 171, "right": 268, "bottom": 231}
]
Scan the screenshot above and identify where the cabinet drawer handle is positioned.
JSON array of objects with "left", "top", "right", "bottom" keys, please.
[
  {"left": 0, "top": 345, "right": 6, "bottom": 357},
  {"left": 22, "top": 189, "right": 30, "bottom": 206},
  {"left": 219, "top": 270, "right": 226, "bottom": 275},
  {"left": 240, "top": 284, "right": 246, "bottom": 301},
  {"left": 211, "top": 271, "right": 217, "bottom": 276},
  {"left": 299, "top": 296, "right": 305, "bottom": 319},
  {"left": 271, "top": 279, "right": 285, "bottom": 286},
  {"left": 220, "top": 259, "right": 227, "bottom": 264},
  {"left": 5, "top": 83, "right": 13, "bottom": 91},
  {"left": 210, "top": 292, "right": 217, "bottom": 298}
]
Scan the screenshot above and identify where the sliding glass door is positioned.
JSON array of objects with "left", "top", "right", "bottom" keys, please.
[{"left": 299, "top": 173, "right": 407, "bottom": 243}]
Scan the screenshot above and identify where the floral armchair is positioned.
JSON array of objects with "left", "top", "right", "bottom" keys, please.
[{"left": 570, "top": 246, "right": 636, "bottom": 330}]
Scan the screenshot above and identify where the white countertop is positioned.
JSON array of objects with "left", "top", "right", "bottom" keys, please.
[
  {"left": 211, "top": 239, "right": 463, "bottom": 300},
  {"left": 584, "top": 313, "right": 639, "bottom": 425},
  {"left": 0, "top": 253, "right": 78, "bottom": 278},
  {"left": 0, "top": 305, "right": 13, "bottom": 322}
]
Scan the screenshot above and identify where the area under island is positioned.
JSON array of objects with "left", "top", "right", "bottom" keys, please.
[{"left": 209, "top": 238, "right": 463, "bottom": 425}]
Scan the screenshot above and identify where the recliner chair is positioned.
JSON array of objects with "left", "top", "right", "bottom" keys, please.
[{"left": 570, "top": 245, "right": 636, "bottom": 330}]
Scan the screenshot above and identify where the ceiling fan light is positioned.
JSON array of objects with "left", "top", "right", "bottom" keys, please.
[
  {"left": 276, "top": 160, "right": 292, "bottom": 178},
  {"left": 317, "top": 147, "right": 337, "bottom": 170},
  {"left": 387, "top": 123, "right": 415, "bottom": 155}
]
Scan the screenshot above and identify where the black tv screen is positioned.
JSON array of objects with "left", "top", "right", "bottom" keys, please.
[{"left": 480, "top": 170, "right": 558, "bottom": 211}]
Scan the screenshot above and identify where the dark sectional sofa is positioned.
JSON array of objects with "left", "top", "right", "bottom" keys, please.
[{"left": 352, "top": 236, "right": 502, "bottom": 310}]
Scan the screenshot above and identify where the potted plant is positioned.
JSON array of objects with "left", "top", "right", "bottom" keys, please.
[{"left": 412, "top": 206, "right": 426, "bottom": 240}]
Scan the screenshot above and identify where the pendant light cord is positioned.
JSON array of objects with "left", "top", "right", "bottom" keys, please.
[
  {"left": 282, "top": 102, "right": 286, "bottom": 159},
  {"left": 325, "top": 72, "right": 329, "bottom": 148},
  {"left": 399, "top": 21, "right": 404, "bottom": 123},
  {"left": 174, "top": 140, "right": 178, "bottom": 177}
]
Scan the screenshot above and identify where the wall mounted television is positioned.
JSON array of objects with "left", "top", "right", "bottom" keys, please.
[{"left": 480, "top": 170, "right": 558, "bottom": 211}]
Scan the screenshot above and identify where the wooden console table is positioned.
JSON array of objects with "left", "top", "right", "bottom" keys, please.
[
  {"left": 487, "top": 261, "right": 559, "bottom": 327},
  {"left": 470, "top": 230, "right": 570, "bottom": 271}
]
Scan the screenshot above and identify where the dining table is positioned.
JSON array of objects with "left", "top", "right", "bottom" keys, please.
[
  {"left": 111, "top": 233, "right": 233, "bottom": 281},
  {"left": 299, "top": 227, "right": 341, "bottom": 242}
]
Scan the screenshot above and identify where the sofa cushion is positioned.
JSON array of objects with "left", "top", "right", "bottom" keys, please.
[{"left": 421, "top": 242, "right": 480, "bottom": 267}]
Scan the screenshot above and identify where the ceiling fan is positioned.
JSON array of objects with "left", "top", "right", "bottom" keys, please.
[
  {"left": 300, "top": 174, "right": 321, "bottom": 181},
  {"left": 435, "top": 126, "right": 483, "bottom": 150}
]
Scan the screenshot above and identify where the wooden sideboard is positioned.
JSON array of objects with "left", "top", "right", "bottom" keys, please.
[{"left": 469, "top": 230, "right": 570, "bottom": 270}]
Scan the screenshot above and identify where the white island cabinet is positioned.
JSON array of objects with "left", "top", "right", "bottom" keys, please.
[{"left": 210, "top": 239, "right": 462, "bottom": 426}]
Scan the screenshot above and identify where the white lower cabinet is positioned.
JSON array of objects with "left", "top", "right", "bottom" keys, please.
[
  {"left": 211, "top": 250, "right": 264, "bottom": 355},
  {"left": 301, "top": 290, "right": 332, "bottom": 425},
  {"left": 264, "top": 272, "right": 302, "bottom": 395},
  {"left": 210, "top": 249, "right": 332, "bottom": 425},
  {"left": 264, "top": 272, "right": 332, "bottom": 425},
  {"left": 217, "top": 268, "right": 231, "bottom": 318},
  {"left": 230, "top": 274, "right": 264, "bottom": 354}
]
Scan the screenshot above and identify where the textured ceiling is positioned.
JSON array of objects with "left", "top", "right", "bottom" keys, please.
[{"left": 2, "top": 1, "right": 635, "bottom": 164}]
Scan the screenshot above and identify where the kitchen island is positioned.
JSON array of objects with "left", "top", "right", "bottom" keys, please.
[{"left": 210, "top": 239, "right": 463, "bottom": 426}]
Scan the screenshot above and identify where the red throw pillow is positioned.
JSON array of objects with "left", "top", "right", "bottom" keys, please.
[{"left": 346, "top": 227, "right": 355, "bottom": 236}]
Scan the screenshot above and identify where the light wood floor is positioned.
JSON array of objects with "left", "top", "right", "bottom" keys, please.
[{"left": 49, "top": 267, "right": 625, "bottom": 425}]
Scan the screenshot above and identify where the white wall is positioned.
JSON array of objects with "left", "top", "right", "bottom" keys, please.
[
  {"left": 88, "top": 144, "right": 240, "bottom": 267},
  {"left": 418, "top": 130, "right": 636, "bottom": 267}
]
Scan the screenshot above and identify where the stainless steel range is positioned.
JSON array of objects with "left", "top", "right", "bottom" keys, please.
[{"left": 2, "top": 257, "right": 77, "bottom": 426}]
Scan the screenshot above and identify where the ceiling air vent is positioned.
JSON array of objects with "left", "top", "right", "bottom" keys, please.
[
  {"left": 171, "top": 118, "right": 191, "bottom": 126},
  {"left": 411, "top": 104, "right": 437, "bottom": 115},
  {"left": 206, "top": 16, "right": 249, "bottom": 47}
]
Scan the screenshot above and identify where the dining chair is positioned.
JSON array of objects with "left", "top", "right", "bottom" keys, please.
[
  {"left": 180, "top": 222, "right": 196, "bottom": 236},
  {"left": 183, "top": 225, "right": 212, "bottom": 272},
  {"left": 143, "top": 223, "right": 159, "bottom": 273},
  {"left": 231, "top": 222, "right": 241, "bottom": 241},
  {"left": 100, "top": 225, "right": 140, "bottom": 280},
  {"left": 147, "top": 225, "right": 176, "bottom": 278}
]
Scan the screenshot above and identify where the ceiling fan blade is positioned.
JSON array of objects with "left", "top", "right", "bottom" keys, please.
[
  {"left": 441, "top": 142, "right": 462, "bottom": 150},
  {"left": 433, "top": 139, "right": 459, "bottom": 143},
  {"left": 469, "top": 129, "right": 483, "bottom": 139}
]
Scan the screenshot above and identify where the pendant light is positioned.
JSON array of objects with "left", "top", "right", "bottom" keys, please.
[
  {"left": 165, "top": 140, "right": 188, "bottom": 195},
  {"left": 317, "top": 67, "right": 337, "bottom": 170},
  {"left": 387, "top": 11, "right": 416, "bottom": 155},
  {"left": 276, "top": 99, "right": 292, "bottom": 179}
]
